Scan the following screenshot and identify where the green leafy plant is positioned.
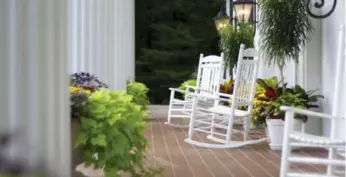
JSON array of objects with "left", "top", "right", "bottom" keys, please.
[
  {"left": 219, "top": 79, "right": 234, "bottom": 94},
  {"left": 178, "top": 79, "right": 197, "bottom": 92},
  {"left": 126, "top": 81, "right": 150, "bottom": 111},
  {"left": 256, "top": 77, "right": 323, "bottom": 123},
  {"left": 251, "top": 77, "right": 279, "bottom": 126},
  {"left": 75, "top": 89, "right": 161, "bottom": 177},
  {"left": 259, "top": 0, "right": 313, "bottom": 92},
  {"left": 219, "top": 23, "right": 254, "bottom": 77}
]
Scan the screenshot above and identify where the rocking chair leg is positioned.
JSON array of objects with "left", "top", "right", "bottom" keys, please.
[
  {"left": 166, "top": 91, "right": 175, "bottom": 124},
  {"left": 209, "top": 113, "right": 216, "bottom": 137},
  {"left": 243, "top": 116, "right": 250, "bottom": 140},
  {"left": 327, "top": 147, "right": 336, "bottom": 175},
  {"left": 280, "top": 111, "right": 294, "bottom": 177},
  {"left": 188, "top": 98, "right": 198, "bottom": 139},
  {"left": 225, "top": 115, "right": 234, "bottom": 143}
]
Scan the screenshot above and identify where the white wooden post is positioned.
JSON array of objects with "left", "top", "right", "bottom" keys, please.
[
  {"left": 0, "top": 0, "right": 71, "bottom": 176},
  {"left": 69, "top": 0, "right": 135, "bottom": 90}
]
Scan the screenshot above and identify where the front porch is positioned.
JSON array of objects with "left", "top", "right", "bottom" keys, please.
[{"left": 147, "top": 106, "right": 327, "bottom": 177}]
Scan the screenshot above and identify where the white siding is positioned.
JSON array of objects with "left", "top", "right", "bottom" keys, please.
[
  {"left": 69, "top": 0, "right": 135, "bottom": 90},
  {"left": 255, "top": 4, "right": 322, "bottom": 135},
  {"left": 255, "top": 6, "right": 298, "bottom": 87},
  {"left": 320, "top": 1, "right": 345, "bottom": 139}
]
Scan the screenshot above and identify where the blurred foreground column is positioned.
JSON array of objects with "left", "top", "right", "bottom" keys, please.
[{"left": 0, "top": 0, "right": 71, "bottom": 176}]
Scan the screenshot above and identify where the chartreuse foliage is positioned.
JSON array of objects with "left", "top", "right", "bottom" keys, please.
[
  {"left": 126, "top": 81, "right": 150, "bottom": 111},
  {"left": 178, "top": 79, "right": 197, "bottom": 98},
  {"left": 74, "top": 89, "right": 161, "bottom": 177},
  {"left": 178, "top": 79, "right": 196, "bottom": 92}
]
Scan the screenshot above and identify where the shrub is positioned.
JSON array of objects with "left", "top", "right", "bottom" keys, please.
[
  {"left": 219, "top": 24, "right": 254, "bottom": 77},
  {"left": 126, "top": 81, "right": 150, "bottom": 111},
  {"left": 74, "top": 89, "right": 160, "bottom": 177},
  {"left": 178, "top": 79, "right": 196, "bottom": 92}
]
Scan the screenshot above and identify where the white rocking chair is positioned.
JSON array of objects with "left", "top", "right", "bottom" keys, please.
[
  {"left": 166, "top": 53, "right": 225, "bottom": 128},
  {"left": 185, "top": 44, "right": 267, "bottom": 148},
  {"left": 279, "top": 25, "right": 346, "bottom": 177}
]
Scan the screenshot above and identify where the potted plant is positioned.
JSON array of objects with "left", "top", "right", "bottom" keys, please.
[
  {"left": 69, "top": 72, "right": 109, "bottom": 175},
  {"left": 219, "top": 79, "right": 235, "bottom": 105},
  {"left": 219, "top": 23, "right": 254, "bottom": 78},
  {"left": 258, "top": 0, "right": 315, "bottom": 150},
  {"left": 256, "top": 77, "right": 323, "bottom": 150},
  {"left": 250, "top": 77, "right": 278, "bottom": 128},
  {"left": 259, "top": 0, "right": 313, "bottom": 90},
  {"left": 74, "top": 89, "right": 160, "bottom": 177},
  {"left": 219, "top": 78, "right": 234, "bottom": 94}
]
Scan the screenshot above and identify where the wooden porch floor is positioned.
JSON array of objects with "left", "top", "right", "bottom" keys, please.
[{"left": 145, "top": 105, "right": 332, "bottom": 177}]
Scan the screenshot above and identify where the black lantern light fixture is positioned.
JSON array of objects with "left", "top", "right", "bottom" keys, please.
[
  {"left": 214, "top": 0, "right": 257, "bottom": 33},
  {"left": 233, "top": 0, "right": 256, "bottom": 24},
  {"left": 214, "top": 2, "right": 230, "bottom": 32}
]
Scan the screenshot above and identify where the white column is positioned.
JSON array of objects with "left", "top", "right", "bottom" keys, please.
[
  {"left": 255, "top": 6, "right": 278, "bottom": 79},
  {"left": 0, "top": 0, "right": 70, "bottom": 176},
  {"left": 69, "top": 0, "right": 135, "bottom": 90},
  {"left": 297, "top": 17, "right": 323, "bottom": 135}
]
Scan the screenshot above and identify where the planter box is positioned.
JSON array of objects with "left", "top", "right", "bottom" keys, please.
[
  {"left": 266, "top": 119, "right": 301, "bottom": 151},
  {"left": 76, "top": 163, "right": 105, "bottom": 177},
  {"left": 72, "top": 118, "right": 106, "bottom": 177},
  {"left": 71, "top": 118, "right": 86, "bottom": 177}
]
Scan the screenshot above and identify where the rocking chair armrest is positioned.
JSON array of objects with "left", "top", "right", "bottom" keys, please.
[
  {"left": 168, "top": 88, "right": 186, "bottom": 94},
  {"left": 215, "top": 92, "right": 233, "bottom": 98},
  {"left": 190, "top": 92, "right": 231, "bottom": 102},
  {"left": 280, "top": 106, "right": 344, "bottom": 120},
  {"left": 185, "top": 85, "right": 233, "bottom": 98},
  {"left": 185, "top": 85, "right": 215, "bottom": 94}
]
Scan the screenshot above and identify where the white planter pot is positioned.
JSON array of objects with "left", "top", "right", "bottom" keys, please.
[
  {"left": 76, "top": 163, "right": 105, "bottom": 177},
  {"left": 266, "top": 119, "right": 301, "bottom": 151}
]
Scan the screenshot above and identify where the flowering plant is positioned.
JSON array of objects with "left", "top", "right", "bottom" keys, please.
[
  {"left": 70, "top": 86, "right": 91, "bottom": 118},
  {"left": 255, "top": 77, "right": 323, "bottom": 123},
  {"left": 70, "top": 72, "right": 108, "bottom": 92},
  {"left": 220, "top": 79, "right": 234, "bottom": 94}
]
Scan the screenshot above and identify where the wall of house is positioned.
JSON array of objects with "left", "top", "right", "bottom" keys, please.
[
  {"left": 68, "top": 0, "right": 135, "bottom": 90},
  {"left": 320, "top": 1, "right": 345, "bottom": 139},
  {"left": 255, "top": 4, "right": 321, "bottom": 135}
]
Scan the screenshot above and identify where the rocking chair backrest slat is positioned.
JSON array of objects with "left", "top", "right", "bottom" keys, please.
[
  {"left": 230, "top": 45, "right": 260, "bottom": 112},
  {"left": 195, "top": 53, "right": 224, "bottom": 96}
]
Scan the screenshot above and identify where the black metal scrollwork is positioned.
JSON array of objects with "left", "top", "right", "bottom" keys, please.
[{"left": 307, "top": 0, "right": 337, "bottom": 19}]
